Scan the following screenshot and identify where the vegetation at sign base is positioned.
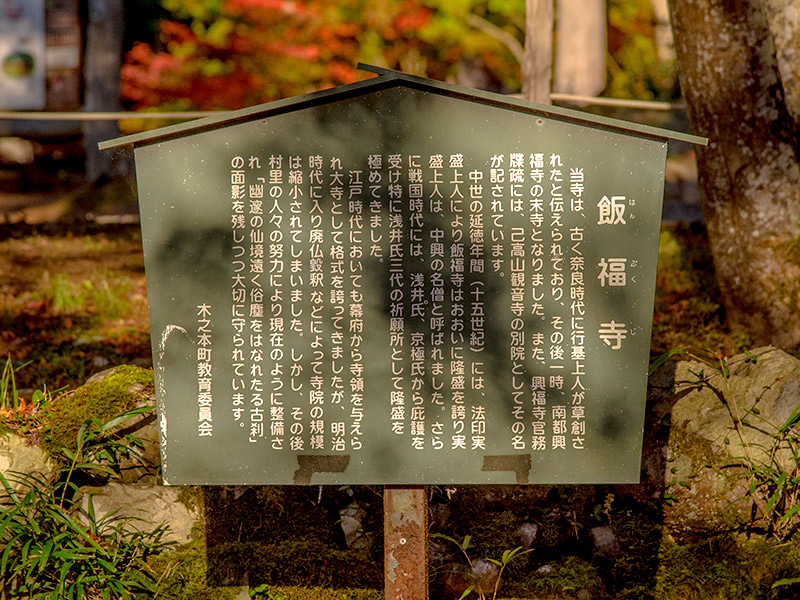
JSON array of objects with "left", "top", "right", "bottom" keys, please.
[
  {"left": 148, "top": 486, "right": 385, "bottom": 599},
  {"left": 202, "top": 485, "right": 384, "bottom": 590},
  {"left": 0, "top": 409, "right": 168, "bottom": 600},
  {"left": 655, "top": 535, "right": 800, "bottom": 600},
  {"left": 147, "top": 527, "right": 239, "bottom": 600}
]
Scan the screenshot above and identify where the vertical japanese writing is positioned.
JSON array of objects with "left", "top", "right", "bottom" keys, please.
[
  {"left": 409, "top": 154, "right": 425, "bottom": 450},
  {"left": 306, "top": 156, "right": 327, "bottom": 451},
  {"left": 197, "top": 304, "right": 213, "bottom": 436},
  {"left": 348, "top": 156, "right": 372, "bottom": 451},
  {"left": 596, "top": 194, "right": 630, "bottom": 351},
  {"left": 569, "top": 167, "right": 586, "bottom": 450},
  {"left": 528, "top": 152, "right": 546, "bottom": 451},
  {"left": 230, "top": 155, "right": 247, "bottom": 432},
  {"left": 250, "top": 156, "right": 272, "bottom": 447},
  {"left": 222, "top": 146, "right": 604, "bottom": 456},
  {"left": 449, "top": 153, "right": 467, "bottom": 451},
  {"left": 428, "top": 154, "right": 445, "bottom": 450},
  {"left": 265, "top": 155, "right": 283, "bottom": 449},
  {"left": 288, "top": 157, "right": 307, "bottom": 452},
  {"left": 388, "top": 153, "right": 405, "bottom": 436},
  {"left": 489, "top": 154, "right": 505, "bottom": 274},
  {"left": 548, "top": 153, "right": 567, "bottom": 451}
]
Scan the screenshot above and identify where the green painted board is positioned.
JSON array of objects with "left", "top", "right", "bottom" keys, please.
[{"left": 131, "top": 77, "right": 674, "bottom": 485}]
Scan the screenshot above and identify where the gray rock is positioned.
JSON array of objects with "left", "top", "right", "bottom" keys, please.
[
  {"left": 80, "top": 482, "right": 198, "bottom": 545},
  {"left": 339, "top": 501, "right": 373, "bottom": 557},
  {"left": 433, "top": 546, "right": 501, "bottom": 598},
  {"left": 664, "top": 347, "right": 800, "bottom": 537},
  {"left": 0, "top": 432, "right": 56, "bottom": 501},
  {"left": 518, "top": 522, "right": 539, "bottom": 549},
  {"left": 589, "top": 525, "right": 619, "bottom": 556},
  {"left": 471, "top": 558, "right": 500, "bottom": 595}
]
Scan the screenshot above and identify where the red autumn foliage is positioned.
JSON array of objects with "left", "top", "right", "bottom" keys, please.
[{"left": 121, "top": 0, "right": 438, "bottom": 111}]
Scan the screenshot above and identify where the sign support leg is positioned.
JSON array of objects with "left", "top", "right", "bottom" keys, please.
[{"left": 384, "top": 486, "right": 428, "bottom": 600}]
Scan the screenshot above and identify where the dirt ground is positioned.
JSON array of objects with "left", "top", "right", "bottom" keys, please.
[{"left": 0, "top": 225, "right": 152, "bottom": 392}]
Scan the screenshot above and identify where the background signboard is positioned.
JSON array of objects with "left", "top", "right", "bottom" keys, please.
[
  {"left": 114, "top": 71, "right": 696, "bottom": 485},
  {"left": 45, "top": 0, "right": 82, "bottom": 110},
  {"left": 0, "top": 0, "right": 46, "bottom": 110}
]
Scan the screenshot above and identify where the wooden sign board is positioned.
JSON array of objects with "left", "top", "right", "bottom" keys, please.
[{"left": 102, "top": 65, "right": 705, "bottom": 486}]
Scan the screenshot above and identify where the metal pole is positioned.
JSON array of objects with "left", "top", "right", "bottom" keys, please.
[{"left": 384, "top": 486, "right": 428, "bottom": 600}]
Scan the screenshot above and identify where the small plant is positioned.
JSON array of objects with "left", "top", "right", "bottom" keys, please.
[
  {"left": 249, "top": 583, "right": 286, "bottom": 599},
  {"left": 0, "top": 356, "right": 61, "bottom": 436},
  {"left": 732, "top": 401, "right": 800, "bottom": 541},
  {"left": 594, "top": 492, "right": 615, "bottom": 524},
  {"left": 0, "top": 407, "right": 168, "bottom": 599},
  {"left": 432, "top": 533, "right": 531, "bottom": 600},
  {"left": 57, "top": 404, "right": 154, "bottom": 499},
  {"left": 46, "top": 272, "right": 86, "bottom": 314},
  {"left": 0, "top": 356, "right": 27, "bottom": 412}
]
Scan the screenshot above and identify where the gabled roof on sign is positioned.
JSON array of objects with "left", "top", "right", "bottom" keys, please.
[{"left": 100, "top": 63, "right": 707, "bottom": 151}]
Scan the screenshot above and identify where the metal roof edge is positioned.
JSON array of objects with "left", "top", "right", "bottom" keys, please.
[
  {"left": 100, "top": 64, "right": 707, "bottom": 150},
  {"left": 357, "top": 64, "right": 708, "bottom": 146}
]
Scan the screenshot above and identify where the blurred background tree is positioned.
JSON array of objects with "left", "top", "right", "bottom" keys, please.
[
  {"left": 606, "top": 0, "right": 679, "bottom": 101},
  {"left": 120, "top": 0, "right": 680, "bottom": 120},
  {"left": 120, "top": 0, "right": 522, "bottom": 117}
]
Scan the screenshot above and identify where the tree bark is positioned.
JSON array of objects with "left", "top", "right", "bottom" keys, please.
[
  {"left": 762, "top": 0, "right": 800, "bottom": 128},
  {"left": 669, "top": 0, "right": 800, "bottom": 347},
  {"left": 522, "top": 0, "right": 553, "bottom": 104}
]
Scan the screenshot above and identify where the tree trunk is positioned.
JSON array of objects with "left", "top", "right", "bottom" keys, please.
[
  {"left": 762, "top": 0, "right": 800, "bottom": 128},
  {"left": 522, "top": 0, "right": 553, "bottom": 104},
  {"left": 554, "top": 0, "right": 606, "bottom": 96},
  {"left": 669, "top": 0, "right": 800, "bottom": 347},
  {"left": 82, "top": 0, "right": 128, "bottom": 183},
  {"left": 651, "top": 0, "right": 675, "bottom": 63}
]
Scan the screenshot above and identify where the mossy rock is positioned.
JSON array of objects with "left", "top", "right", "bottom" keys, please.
[{"left": 42, "top": 365, "right": 155, "bottom": 457}]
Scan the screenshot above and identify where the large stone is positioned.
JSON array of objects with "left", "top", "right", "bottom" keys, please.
[
  {"left": 80, "top": 482, "right": 198, "bottom": 545},
  {"left": 0, "top": 432, "right": 56, "bottom": 500},
  {"left": 82, "top": 366, "right": 160, "bottom": 483},
  {"left": 664, "top": 347, "right": 800, "bottom": 537}
]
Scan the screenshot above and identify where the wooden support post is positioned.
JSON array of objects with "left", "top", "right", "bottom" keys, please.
[{"left": 384, "top": 486, "right": 428, "bottom": 600}]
